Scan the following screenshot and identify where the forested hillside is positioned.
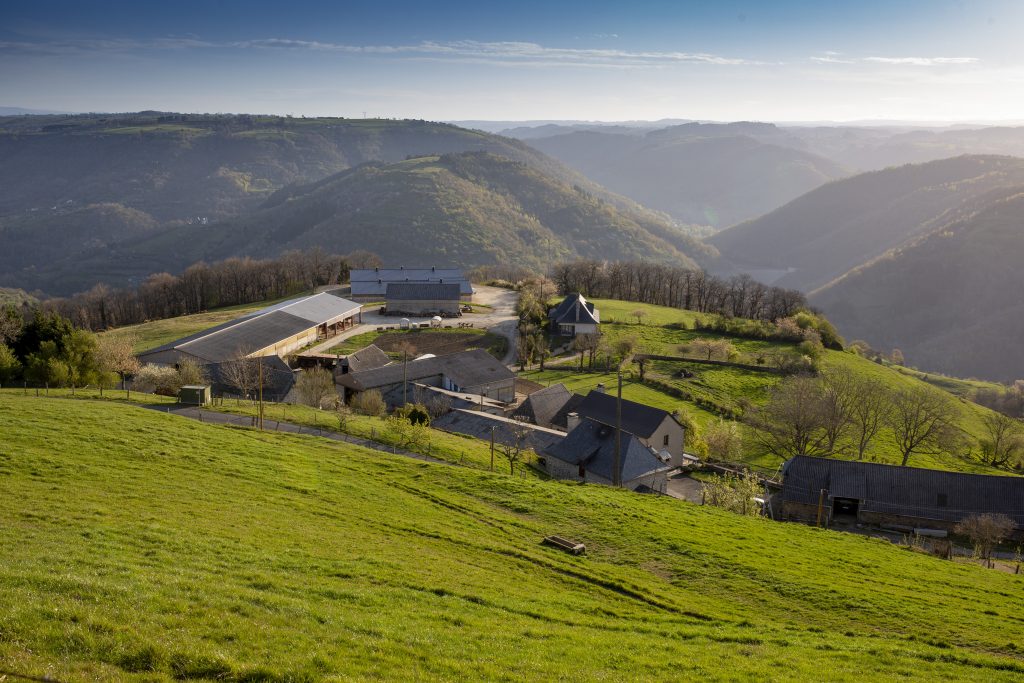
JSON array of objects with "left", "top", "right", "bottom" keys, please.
[
  {"left": 528, "top": 122, "right": 847, "bottom": 227},
  {"left": 710, "top": 155, "right": 1024, "bottom": 291},
  {"left": 0, "top": 113, "right": 708, "bottom": 295},
  {"left": 812, "top": 190, "right": 1024, "bottom": 382},
  {"left": 33, "top": 152, "right": 712, "bottom": 294}
]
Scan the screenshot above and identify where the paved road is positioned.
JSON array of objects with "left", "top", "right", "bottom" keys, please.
[
  {"left": 141, "top": 403, "right": 453, "bottom": 466},
  {"left": 665, "top": 473, "right": 704, "bottom": 503}
]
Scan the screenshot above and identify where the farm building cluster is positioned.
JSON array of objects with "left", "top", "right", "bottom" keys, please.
[
  {"left": 137, "top": 291, "right": 363, "bottom": 400},
  {"left": 134, "top": 266, "right": 696, "bottom": 492}
]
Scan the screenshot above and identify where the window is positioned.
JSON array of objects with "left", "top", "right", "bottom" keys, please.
[
  {"left": 663, "top": 434, "right": 670, "bottom": 446},
  {"left": 937, "top": 493, "right": 948, "bottom": 507}
]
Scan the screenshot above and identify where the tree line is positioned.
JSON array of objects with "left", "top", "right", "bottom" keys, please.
[
  {"left": 35, "top": 248, "right": 382, "bottom": 332},
  {"left": 550, "top": 260, "right": 807, "bottom": 322},
  {"left": 747, "top": 368, "right": 1024, "bottom": 470}
]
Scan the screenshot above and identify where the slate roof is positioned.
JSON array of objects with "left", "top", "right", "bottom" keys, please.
[
  {"left": 550, "top": 293, "right": 600, "bottom": 326},
  {"left": 138, "top": 292, "right": 361, "bottom": 364},
  {"left": 385, "top": 282, "right": 462, "bottom": 301},
  {"left": 350, "top": 268, "right": 472, "bottom": 297},
  {"left": 432, "top": 409, "right": 565, "bottom": 454},
  {"left": 781, "top": 455, "right": 1024, "bottom": 527},
  {"left": 575, "top": 390, "right": 678, "bottom": 439},
  {"left": 344, "top": 344, "right": 391, "bottom": 373},
  {"left": 514, "top": 383, "right": 572, "bottom": 428},
  {"left": 545, "top": 418, "right": 671, "bottom": 483},
  {"left": 337, "top": 349, "right": 513, "bottom": 392}
]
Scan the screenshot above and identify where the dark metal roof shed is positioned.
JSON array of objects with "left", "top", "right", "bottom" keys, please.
[
  {"left": 337, "top": 348, "right": 512, "bottom": 392},
  {"left": 385, "top": 282, "right": 462, "bottom": 301},
  {"left": 781, "top": 455, "right": 1024, "bottom": 527}
]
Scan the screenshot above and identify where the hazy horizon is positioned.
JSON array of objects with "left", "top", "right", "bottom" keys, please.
[{"left": 4, "top": 0, "right": 1024, "bottom": 122}]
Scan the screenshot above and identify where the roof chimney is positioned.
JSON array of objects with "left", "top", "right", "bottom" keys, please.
[
  {"left": 375, "top": 266, "right": 379, "bottom": 272},
  {"left": 566, "top": 412, "right": 580, "bottom": 432},
  {"left": 432, "top": 266, "right": 435, "bottom": 271}
]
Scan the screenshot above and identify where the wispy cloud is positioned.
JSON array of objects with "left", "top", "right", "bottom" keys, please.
[
  {"left": 864, "top": 56, "right": 980, "bottom": 66},
  {"left": 0, "top": 36, "right": 758, "bottom": 68},
  {"left": 810, "top": 52, "right": 981, "bottom": 67}
]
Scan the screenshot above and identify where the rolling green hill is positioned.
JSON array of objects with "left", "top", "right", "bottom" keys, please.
[
  {"left": 54, "top": 152, "right": 710, "bottom": 291},
  {"left": 1, "top": 395, "right": 1023, "bottom": 681},
  {"left": 529, "top": 123, "right": 847, "bottom": 228},
  {"left": 710, "top": 155, "right": 1024, "bottom": 292},
  {"left": 0, "top": 113, "right": 712, "bottom": 295},
  {"left": 811, "top": 190, "right": 1024, "bottom": 382}
]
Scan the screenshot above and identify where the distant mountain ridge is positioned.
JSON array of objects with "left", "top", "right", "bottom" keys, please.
[
  {"left": 710, "top": 155, "right": 1024, "bottom": 292},
  {"left": 810, "top": 188, "right": 1024, "bottom": 381},
  {"left": 526, "top": 122, "right": 848, "bottom": 228}
]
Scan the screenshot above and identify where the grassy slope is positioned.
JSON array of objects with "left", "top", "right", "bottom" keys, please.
[
  {"left": 0, "top": 388, "right": 526, "bottom": 475},
  {"left": 524, "top": 298, "right": 1012, "bottom": 475},
  {"left": 1, "top": 395, "right": 1023, "bottom": 681}
]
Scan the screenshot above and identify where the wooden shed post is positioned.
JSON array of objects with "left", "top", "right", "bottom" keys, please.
[{"left": 816, "top": 488, "right": 826, "bottom": 527}]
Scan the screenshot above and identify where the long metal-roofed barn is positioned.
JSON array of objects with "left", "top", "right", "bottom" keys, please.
[
  {"left": 139, "top": 292, "right": 361, "bottom": 366},
  {"left": 384, "top": 282, "right": 462, "bottom": 316},
  {"left": 350, "top": 267, "right": 473, "bottom": 301},
  {"left": 780, "top": 455, "right": 1024, "bottom": 534}
]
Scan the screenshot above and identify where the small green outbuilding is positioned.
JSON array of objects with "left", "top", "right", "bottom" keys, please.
[{"left": 179, "top": 385, "right": 212, "bottom": 406}]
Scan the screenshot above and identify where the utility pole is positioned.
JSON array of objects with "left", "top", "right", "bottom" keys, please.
[
  {"left": 402, "top": 349, "right": 409, "bottom": 407},
  {"left": 490, "top": 425, "right": 495, "bottom": 472},
  {"left": 258, "top": 358, "right": 264, "bottom": 431},
  {"left": 614, "top": 370, "right": 623, "bottom": 487}
]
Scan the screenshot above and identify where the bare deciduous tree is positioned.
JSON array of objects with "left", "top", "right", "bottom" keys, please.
[
  {"left": 847, "top": 376, "right": 891, "bottom": 460},
  {"left": 296, "top": 366, "right": 337, "bottom": 409},
  {"left": 819, "top": 367, "right": 855, "bottom": 455},
  {"left": 888, "top": 386, "right": 959, "bottom": 466},
  {"left": 978, "top": 412, "right": 1024, "bottom": 468},
  {"left": 686, "top": 338, "right": 734, "bottom": 361},
  {"left": 630, "top": 309, "right": 648, "bottom": 325},
  {"left": 954, "top": 513, "right": 1015, "bottom": 567},
  {"left": 220, "top": 351, "right": 263, "bottom": 401},
  {"left": 748, "top": 375, "right": 830, "bottom": 460},
  {"left": 497, "top": 420, "right": 534, "bottom": 475}
]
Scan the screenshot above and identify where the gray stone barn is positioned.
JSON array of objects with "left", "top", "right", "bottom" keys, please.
[
  {"left": 780, "top": 455, "right": 1024, "bottom": 536},
  {"left": 384, "top": 282, "right": 462, "bottom": 316}
]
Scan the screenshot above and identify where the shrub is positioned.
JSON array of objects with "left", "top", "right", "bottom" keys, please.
[
  {"left": 351, "top": 389, "right": 386, "bottom": 417},
  {"left": 134, "top": 364, "right": 183, "bottom": 396},
  {"left": 702, "top": 471, "right": 763, "bottom": 516},
  {"left": 705, "top": 420, "right": 743, "bottom": 461}
]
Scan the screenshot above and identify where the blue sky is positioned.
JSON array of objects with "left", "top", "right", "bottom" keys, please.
[{"left": 2, "top": 1, "right": 1023, "bottom": 121}]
